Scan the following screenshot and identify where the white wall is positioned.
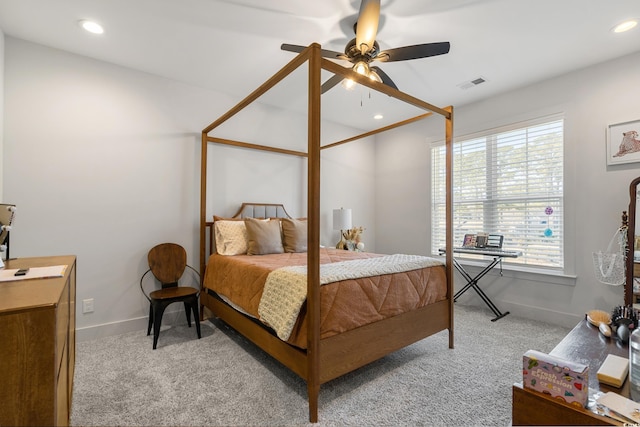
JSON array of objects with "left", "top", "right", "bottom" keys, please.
[
  {"left": 4, "top": 38, "right": 220, "bottom": 339},
  {"left": 3, "top": 37, "right": 374, "bottom": 340},
  {"left": 374, "top": 114, "right": 445, "bottom": 257},
  {"left": 375, "top": 51, "right": 640, "bottom": 328},
  {"left": 321, "top": 137, "right": 376, "bottom": 249}
]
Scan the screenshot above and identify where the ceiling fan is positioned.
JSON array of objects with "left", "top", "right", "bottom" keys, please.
[{"left": 281, "top": 0, "right": 450, "bottom": 94}]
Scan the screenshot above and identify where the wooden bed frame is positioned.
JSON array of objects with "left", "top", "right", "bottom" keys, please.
[{"left": 199, "top": 44, "right": 454, "bottom": 423}]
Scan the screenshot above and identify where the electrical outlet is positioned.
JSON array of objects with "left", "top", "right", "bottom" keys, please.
[{"left": 82, "top": 298, "right": 94, "bottom": 313}]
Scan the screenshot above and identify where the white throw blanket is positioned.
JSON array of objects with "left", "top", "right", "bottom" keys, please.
[{"left": 257, "top": 254, "right": 443, "bottom": 341}]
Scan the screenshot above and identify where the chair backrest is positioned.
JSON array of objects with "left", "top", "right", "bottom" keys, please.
[{"left": 148, "top": 243, "right": 187, "bottom": 287}]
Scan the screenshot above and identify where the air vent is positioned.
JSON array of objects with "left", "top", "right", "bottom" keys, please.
[{"left": 457, "top": 76, "right": 488, "bottom": 90}]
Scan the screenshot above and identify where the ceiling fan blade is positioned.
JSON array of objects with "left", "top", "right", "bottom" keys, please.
[
  {"left": 321, "top": 74, "right": 344, "bottom": 94},
  {"left": 281, "top": 43, "right": 306, "bottom": 54},
  {"left": 355, "top": 0, "right": 380, "bottom": 54},
  {"left": 281, "top": 43, "right": 348, "bottom": 60},
  {"left": 375, "top": 42, "right": 450, "bottom": 62},
  {"left": 370, "top": 66, "right": 398, "bottom": 90}
]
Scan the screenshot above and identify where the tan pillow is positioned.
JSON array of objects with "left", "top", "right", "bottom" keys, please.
[
  {"left": 281, "top": 218, "right": 307, "bottom": 253},
  {"left": 245, "top": 218, "right": 284, "bottom": 255}
]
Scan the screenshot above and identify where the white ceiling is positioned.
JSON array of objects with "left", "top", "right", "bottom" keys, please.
[{"left": 1, "top": 0, "right": 639, "bottom": 130}]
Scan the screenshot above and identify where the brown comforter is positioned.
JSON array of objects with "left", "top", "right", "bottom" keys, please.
[{"left": 203, "top": 248, "right": 447, "bottom": 348}]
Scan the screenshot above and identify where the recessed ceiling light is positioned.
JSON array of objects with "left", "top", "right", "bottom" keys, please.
[
  {"left": 79, "top": 20, "right": 104, "bottom": 34},
  {"left": 373, "top": 114, "right": 383, "bottom": 120},
  {"left": 612, "top": 19, "right": 638, "bottom": 33}
]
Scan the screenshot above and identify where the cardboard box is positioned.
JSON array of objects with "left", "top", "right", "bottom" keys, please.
[{"left": 523, "top": 349, "right": 589, "bottom": 407}]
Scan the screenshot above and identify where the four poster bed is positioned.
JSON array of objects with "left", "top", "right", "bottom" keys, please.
[{"left": 199, "top": 43, "right": 454, "bottom": 423}]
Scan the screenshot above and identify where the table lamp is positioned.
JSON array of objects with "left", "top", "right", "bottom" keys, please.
[{"left": 333, "top": 208, "right": 352, "bottom": 249}]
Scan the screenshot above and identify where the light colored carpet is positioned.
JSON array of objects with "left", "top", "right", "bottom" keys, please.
[{"left": 70, "top": 305, "right": 569, "bottom": 426}]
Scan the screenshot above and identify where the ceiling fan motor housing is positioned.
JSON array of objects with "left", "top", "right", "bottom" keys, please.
[{"left": 345, "top": 38, "right": 380, "bottom": 63}]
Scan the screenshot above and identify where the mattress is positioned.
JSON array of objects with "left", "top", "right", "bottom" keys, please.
[{"left": 203, "top": 247, "right": 447, "bottom": 349}]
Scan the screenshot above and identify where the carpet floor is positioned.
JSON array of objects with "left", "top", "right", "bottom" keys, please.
[{"left": 70, "top": 304, "right": 569, "bottom": 426}]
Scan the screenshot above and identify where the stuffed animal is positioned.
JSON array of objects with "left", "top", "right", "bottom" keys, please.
[
  {"left": 336, "top": 226, "right": 365, "bottom": 250},
  {"left": 345, "top": 226, "right": 364, "bottom": 243}
]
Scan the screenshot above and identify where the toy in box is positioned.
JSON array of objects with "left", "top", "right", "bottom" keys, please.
[{"left": 523, "top": 349, "right": 589, "bottom": 408}]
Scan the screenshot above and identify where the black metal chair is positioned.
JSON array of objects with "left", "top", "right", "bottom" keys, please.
[{"left": 140, "top": 243, "right": 201, "bottom": 349}]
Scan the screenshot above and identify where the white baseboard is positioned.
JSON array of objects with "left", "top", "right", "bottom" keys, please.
[
  {"left": 460, "top": 300, "right": 582, "bottom": 329},
  {"left": 75, "top": 309, "right": 192, "bottom": 342}
]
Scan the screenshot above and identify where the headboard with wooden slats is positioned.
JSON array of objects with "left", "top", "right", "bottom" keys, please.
[
  {"left": 205, "top": 203, "right": 292, "bottom": 258},
  {"left": 232, "top": 203, "right": 291, "bottom": 219}
]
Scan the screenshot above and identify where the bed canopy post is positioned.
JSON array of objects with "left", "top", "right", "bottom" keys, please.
[
  {"left": 306, "top": 43, "right": 322, "bottom": 424},
  {"left": 200, "top": 131, "right": 208, "bottom": 288},
  {"left": 445, "top": 105, "right": 454, "bottom": 349}
]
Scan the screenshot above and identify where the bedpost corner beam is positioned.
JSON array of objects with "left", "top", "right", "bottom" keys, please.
[
  {"left": 200, "top": 130, "right": 208, "bottom": 289},
  {"left": 444, "top": 105, "right": 454, "bottom": 349},
  {"left": 307, "top": 42, "right": 322, "bottom": 424}
]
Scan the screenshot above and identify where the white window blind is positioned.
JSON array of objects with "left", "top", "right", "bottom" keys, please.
[{"left": 431, "top": 117, "right": 564, "bottom": 269}]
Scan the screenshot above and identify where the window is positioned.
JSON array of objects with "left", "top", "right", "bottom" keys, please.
[{"left": 431, "top": 116, "right": 564, "bottom": 269}]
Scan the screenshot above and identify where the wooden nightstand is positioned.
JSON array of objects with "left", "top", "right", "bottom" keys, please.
[{"left": 0, "top": 256, "right": 77, "bottom": 426}]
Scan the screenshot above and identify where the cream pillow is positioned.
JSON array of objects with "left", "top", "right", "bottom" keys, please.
[
  {"left": 281, "top": 218, "right": 307, "bottom": 253},
  {"left": 245, "top": 218, "right": 284, "bottom": 255},
  {"left": 214, "top": 220, "right": 248, "bottom": 255}
]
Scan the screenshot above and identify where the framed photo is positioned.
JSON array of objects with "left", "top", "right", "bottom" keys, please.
[
  {"left": 607, "top": 119, "right": 640, "bottom": 165},
  {"left": 462, "top": 234, "right": 476, "bottom": 247}
]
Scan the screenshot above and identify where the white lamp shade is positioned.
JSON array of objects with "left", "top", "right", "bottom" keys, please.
[{"left": 333, "top": 208, "right": 352, "bottom": 230}]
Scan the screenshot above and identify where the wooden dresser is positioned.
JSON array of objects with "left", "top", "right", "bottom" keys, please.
[
  {"left": 512, "top": 318, "right": 629, "bottom": 425},
  {"left": 0, "top": 256, "right": 77, "bottom": 426}
]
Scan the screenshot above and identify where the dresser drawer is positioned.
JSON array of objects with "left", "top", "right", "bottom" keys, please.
[{"left": 56, "top": 343, "right": 69, "bottom": 426}]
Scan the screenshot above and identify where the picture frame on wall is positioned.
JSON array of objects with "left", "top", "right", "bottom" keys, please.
[{"left": 607, "top": 119, "right": 640, "bottom": 166}]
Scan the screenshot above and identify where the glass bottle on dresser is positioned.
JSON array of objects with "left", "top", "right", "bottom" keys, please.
[{"left": 630, "top": 328, "right": 640, "bottom": 390}]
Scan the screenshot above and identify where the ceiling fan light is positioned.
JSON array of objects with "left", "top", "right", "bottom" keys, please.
[
  {"left": 341, "top": 78, "right": 356, "bottom": 90},
  {"left": 353, "top": 61, "right": 369, "bottom": 76},
  {"left": 369, "top": 70, "right": 382, "bottom": 83}
]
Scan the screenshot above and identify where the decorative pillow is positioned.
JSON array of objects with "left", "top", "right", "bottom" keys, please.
[
  {"left": 281, "top": 218, "right": 307, "bottom": 253},
  {"left": 213, "top": 215, "right": 243, "bottom": 222},
  {"left": 213, "top": 220, "right": 248, "bottom": 255},
  {"left": 245, "top": 217, "right": 284, "bottom": 255}
]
